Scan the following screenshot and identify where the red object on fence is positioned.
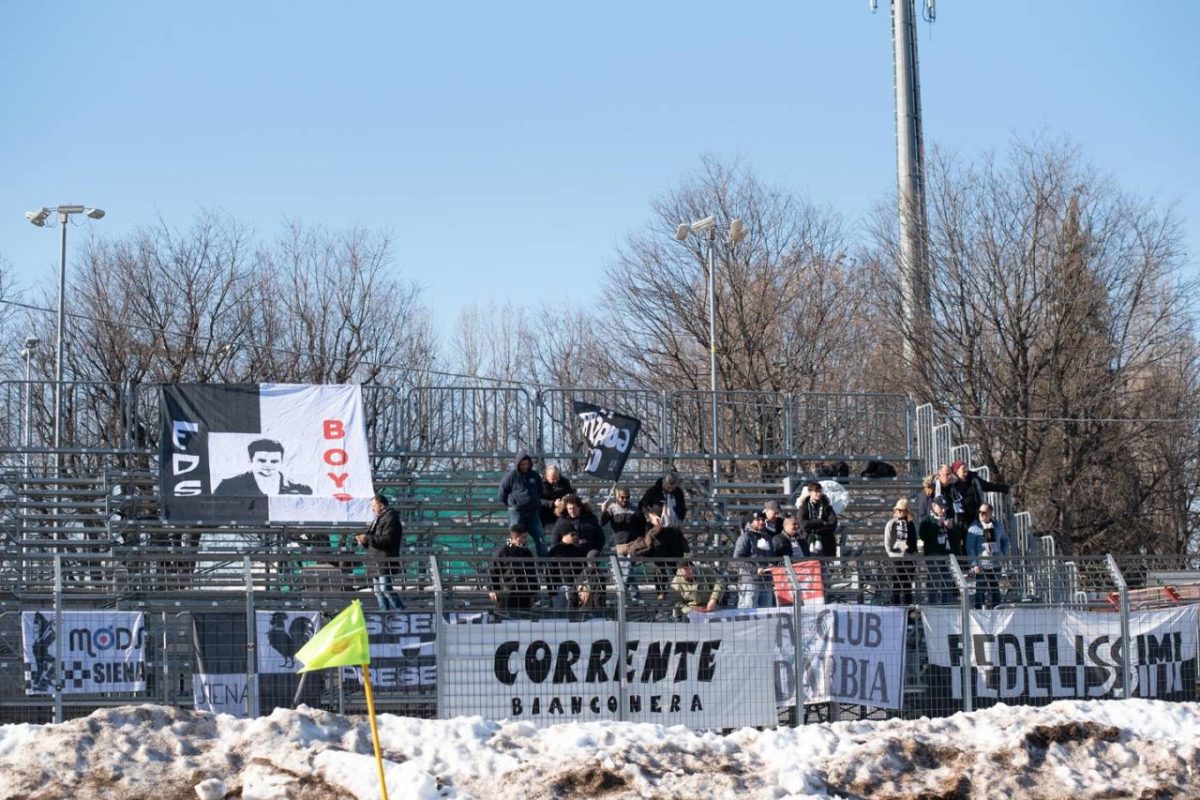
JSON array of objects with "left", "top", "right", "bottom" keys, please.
[{"left": 772, "top": 560, "right": 825, "bottom": 605}]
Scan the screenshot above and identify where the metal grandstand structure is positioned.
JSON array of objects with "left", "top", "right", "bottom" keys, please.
[{"left": 1, "top": 380, "right": 1195, "bottom": 727}]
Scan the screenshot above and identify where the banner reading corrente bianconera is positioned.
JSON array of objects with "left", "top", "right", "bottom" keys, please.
[
  {"left": 160, "top": 384, "right": 373, "bottom": 524},
  {"left": 22, "top": 611, "right": 146, "bottom": 695},
  {"left": 442, "top": 619, "right": 777, "bottom": 728},
  {"left": 691, "top": 604, "right": 907, "bottom": 710},
  {"left": 922, "top": 605, "right": 1199, "bottom": 709}
]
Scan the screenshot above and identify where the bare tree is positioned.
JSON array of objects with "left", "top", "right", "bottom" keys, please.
[
  {"left": 251, "top": 220, "right": 434, "bottom": 386},
  {"left": 27, "top": 213, "right": 434, "bottom": 468},
  {"left": 604, "top": 158, "right": 866, "bottom": 395},
  {"left": 869, "top": 137, "right": 1197, "bottom": 553}
]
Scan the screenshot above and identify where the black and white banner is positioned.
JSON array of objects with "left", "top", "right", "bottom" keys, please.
[
  {"left": 193, "top": 612, "right": 250, "bottom": 717},
  {"left": 22, "top": 611, "right": 146, "bottom": 695},
  {"left": 441, "top": 619, "right": 777, "bottom": 728},
  {"left": 922, "top": 606, "right": 1199, "bottom": 708},
  {"left": 193, "top": 612, "right": 322, "bottom": 717},
  {"left": 339, "top": 611, "right": 486, "bottom": 693},
  {"left": 160, "top": 383, "right": 373, "bottom": 524},
  {"left": 256, "top": 611, "right": 321, "bottom": 674},
  {"left": 691, "top": 604, "right": 906, "bottom": 710},
  {"left": 573, "top": 401, "right": 640, "bottom": 482}
]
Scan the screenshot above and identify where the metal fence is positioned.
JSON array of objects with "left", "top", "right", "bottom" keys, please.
[
  {"left": 0, "top": 380, "right": 912, "bottom": 473},
  {"left": 1, "top": 552, "right": 1195, "bottom": 729}
]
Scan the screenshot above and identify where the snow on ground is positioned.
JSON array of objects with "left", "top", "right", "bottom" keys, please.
[{"left": 1, "top": 700, "right": 1198, "bottom": 800}]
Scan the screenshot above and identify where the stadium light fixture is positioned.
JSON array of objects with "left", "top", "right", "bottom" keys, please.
[
  {"left": 673, "top": 216, "right": 747, "bottom": 477},
  {"left": 23, "top": 204, "right": 106, "bottom": 477}
]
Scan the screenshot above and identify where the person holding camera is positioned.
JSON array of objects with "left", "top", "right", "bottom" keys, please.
[{"left": 966, "top": 503, "right": 1008, "bottom": 608}]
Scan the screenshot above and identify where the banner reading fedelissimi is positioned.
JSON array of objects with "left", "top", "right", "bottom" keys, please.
[
  {"left": 159, "top": 384, "right": 373, "bottom": 524},
  {"left": 922, "top": 605, "right": 1198, "bottom": 709},
  {"left": 441, "top": 619, "right": 778, "bottom": 728}
]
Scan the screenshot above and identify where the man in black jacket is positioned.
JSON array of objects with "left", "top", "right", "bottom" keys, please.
[
  {"left": 356, "top": 494, "right": 404, "bottom": 610},
  {"left": 639, "top": 473, "right": 687, "bottom": 523},
  {"left": 488, "top": 523, "right": 538, "bottom": 619},
  {"left": 539, "top": 464, "right": 574, "bottom": 532},
  {"left": 498, "top": 452, "right": 546, "bottom": 557},
  {"left": 797, "top": 482, "right": 838, "bottom": 557},
  {"left": 952, "top": 459, "right": 1010, "bottom": 528}
]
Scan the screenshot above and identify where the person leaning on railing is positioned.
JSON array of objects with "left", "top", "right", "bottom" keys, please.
[{"left": 488, "top": 523, "right": 538, "bottom": 619}]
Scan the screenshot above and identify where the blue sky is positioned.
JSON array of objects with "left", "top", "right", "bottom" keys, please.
[{"left": 2, "top": 2, "right": 1197, "bottom": 339}]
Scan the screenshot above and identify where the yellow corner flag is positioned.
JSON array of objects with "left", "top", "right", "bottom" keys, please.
[{"left": 295, "top": 599, "right": 371, "bottom": 673}]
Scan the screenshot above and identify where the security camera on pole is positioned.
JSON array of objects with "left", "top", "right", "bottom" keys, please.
[{"left": 673, "top": 216, "right": 747, "bottom": 479}]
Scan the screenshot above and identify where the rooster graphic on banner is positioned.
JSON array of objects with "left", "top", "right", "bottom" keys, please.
[{"left": 257, "top": 611, "right": 320, "bottom": 673}]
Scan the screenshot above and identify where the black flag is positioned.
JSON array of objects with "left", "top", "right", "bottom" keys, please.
[{"left": 573, "top": 401, "right": 641, "bottom": 482}]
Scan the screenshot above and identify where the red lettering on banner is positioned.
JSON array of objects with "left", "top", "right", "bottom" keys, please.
[{"left": 322, "top": 419, "right": 352, "bottom": 502}]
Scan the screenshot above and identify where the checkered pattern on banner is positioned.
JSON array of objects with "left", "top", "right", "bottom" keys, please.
[{"left": 21, "top": 610, "right": 147, "bottom": 695}]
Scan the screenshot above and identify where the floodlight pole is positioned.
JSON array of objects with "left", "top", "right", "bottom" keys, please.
[
  {"left": 892, "top": 0, "right": 932, "bottom": 368},
  {"left": 26, "top": 204, "right": 104, "bottom": 481},
  {"left": 54, "top": 212, "right": 68, "bottom": 477},
  {"left": 706, "top": 226, "right": 719, "bottom": 480}
]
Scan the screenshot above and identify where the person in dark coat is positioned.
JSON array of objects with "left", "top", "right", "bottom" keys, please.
[
  {"left": 911, "top": 476, "right": 937, "bottom": 525},
  {"left": 488, "top": 523, "right": 538, "bottom": 618},
  {"left": 539, "top": 464, "right": 574, "bottom": 531},
  {"left": 547, "top": 495, "right": 604, "bottom": 606},
  {"left": 355, "top": 493, "right": 404, "bottom": 610},
  {"left": 796, "top": 482, "right": 838, "bottom": 557},
  {"left": 497, "top": 452, "right": 545, "bottom": 557},
  {"left": 770, "top": 514, "right": 807, "bottom": 559},
  {"left": 616, "top": 502, "right": 689, "bottom": 601},
  {"left": 733, "top": 512, "right": 776, "bottom": 609},
  {"left": 550, "top": 494, "right": 605, "bottom": 556},
  {"left": 600, "top": 486, "right": 646, "bottom": 548},
  {"left": 952, "top": 459, "right": 1011, "bottom": 528},
  {"left": 639, "top": 473, "right": 687, "bottom": 523},
  {"left": 918, "top": 497, "right": 956, "bottom": 604}
]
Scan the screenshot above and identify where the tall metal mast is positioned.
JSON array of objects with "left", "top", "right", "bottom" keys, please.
[{"left": 887, "top": 0, "right": 933, "bottom": 365}]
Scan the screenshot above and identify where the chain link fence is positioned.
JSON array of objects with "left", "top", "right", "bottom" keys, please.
[{"left": 0, "top": 552, "right": 1195, "bottom": 730}]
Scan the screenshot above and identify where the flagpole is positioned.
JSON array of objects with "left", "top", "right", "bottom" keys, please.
[{"left": 361, "top": 663, "right": 390, "bottom": 800}]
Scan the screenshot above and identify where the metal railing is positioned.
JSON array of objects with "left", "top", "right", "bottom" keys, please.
[
  {"left": 1, "top": 551, "right": 1194, "bottom": 727},
  {"left": 1, "top": 380, "right": 914, "bottom": 473}
]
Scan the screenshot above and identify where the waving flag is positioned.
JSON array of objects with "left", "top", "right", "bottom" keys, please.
[{"left": 574, "top": 401, "right": 641, "bottom": 482}]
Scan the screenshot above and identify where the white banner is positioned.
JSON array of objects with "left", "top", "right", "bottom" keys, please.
[
  {"left": 161, "top": 383, "right": 374, "bottom": 524},
  {"left": 22, "top": 610, "right": 147, "bottom": 695},
  {"left": 256, "top": 611, "right": 322, "bottom": 674},
  {"left": 193, "top": 673, "right": 249, "bottom": 717},
  {"left": 691, "top": 604, "right": 907, "bottom": 710},
  {"left": 441, "top": 619, "right": 778, "bottom": 728},
  {"left": 922, "top": 605, "right": 1199, "bottom": 705}
]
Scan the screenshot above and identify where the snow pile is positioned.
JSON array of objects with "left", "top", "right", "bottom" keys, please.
[{"left": 1, "top": 700, "right": 1198, "bottom": 799}]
